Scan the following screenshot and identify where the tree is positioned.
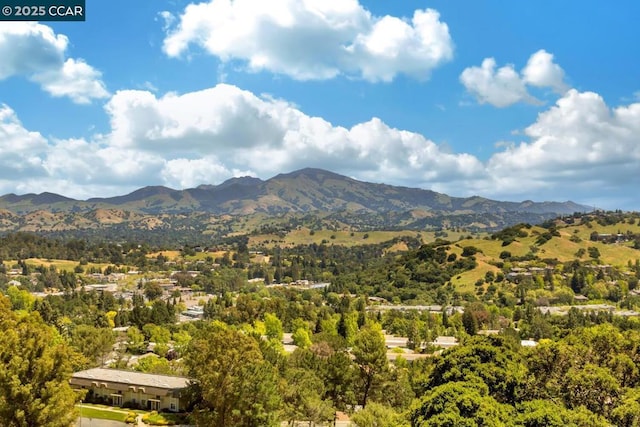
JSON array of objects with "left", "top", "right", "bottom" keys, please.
[
  {"left": 144, "top": 282, "right": 164, "bottom": 300},
  {"left": 135, "top": 356, "right": 172, "bottom": 375},
  {"left": 352, "top": 323, "right": 389, "bottom": 407},
  {"left": 516, "top": 400, "right": 609, "bottom": 427},
  {"left": 351, "top": 401, "right": 408, "bottom": 427},
  {"left": 70, "top": 325, "right": 114, "bottom": 367},
  {"left": 462, "top": 246, "right": 480, "bottom": 257},
  {"left": 563, "top": 364, "right": 620, "bottom": 417},
  {"left": 5, "top": 285, "right": 34, "bottom": 311},
  {"left": 150, "top": 300, "right": 174, "bottom": 325},
  {"left": 126, "top": 326, "right": 146, "bottom": 354},
  {"left": 264, "top": 312, "right": 284, "bottom": 341},
  {"left": 380, "top": 364, "right": 414, "bottom": 410},
  {"left": 322, "top": 350, "right": 357, "bottom": 410},
  {"left": 143, "top": 324, "right": 171, "bottom": 345},
  {"left": 292, "top": 327, "right": 312, "bottom": 349},
  {"left": 172, "top": 329, "right": 192, "bottom": 357},
  {"left": 462, "top": 309, "right": 478, "bottom": 335},
  {"left": 184, "top": 322, "right": 281, "bottom": 426},
  {"left": 426, "top": 336, "right": 526, "bottom": 404},
  {"left": 411, "top": 381, "right": 514, "bottom": 427},
  {"left": 611, "top": 389, "right": 640, "bottom": 427},
  {"left": 282, "top": 368, "right": 334, "bottom": 426},
  {"left": 0, "top": 295, "right": 83, "bottom": 426},
  {"left": 129, "top": 293, "right": 150, "bottom": 328}
]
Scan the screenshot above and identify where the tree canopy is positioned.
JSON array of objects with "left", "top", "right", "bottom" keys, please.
[{"left": 0, "top": 295, "right": 83, "bottom": 427}]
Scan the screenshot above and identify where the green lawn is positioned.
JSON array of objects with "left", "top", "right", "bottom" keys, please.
[
  {"left": 77, "top": 405, "right": 130, "bottom": 422},
  {"left": 6, "top": 258, "right": 113, "bottom": 273}
]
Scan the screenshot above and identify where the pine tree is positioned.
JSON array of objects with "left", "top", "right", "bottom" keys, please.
[{"left": 0, "top": 295, "right": 83, "bottom": 426}]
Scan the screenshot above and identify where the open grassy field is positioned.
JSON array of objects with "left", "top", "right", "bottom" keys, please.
[
  {"left": 453, "top": 221, "right": 640, "bottom": 268},
  {"left": 148, "top": 250, "right": 229, "bottom": 262},
  {"left": 447, "top": 244, "right": 501, "bottom": 293},
  {"left": 451, "top": 259, "right": 501, "bottom": 294},
  {"left": 248, "top": 227, "right": 480, "bottom": 248},
  {"left": 572, "top": 221, "right": 640, "bottom": 241},
  {"left": 147, "top": 250, "right": 181, "bottom": 259},
  {"left": 77, "top": 404, "right": 130, "bottom": 422},
  {"left": 5, "top": 258, "right": 111, "bottom": 273},
  {"left": 248, "top": 229, "right": 420, "bottom": 247}
]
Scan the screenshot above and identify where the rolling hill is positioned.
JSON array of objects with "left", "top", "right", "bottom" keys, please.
[
  {"left": 0, "top": 168, "right": 590, "bottom": 216},
  {"left": 0, "top": 168, "right": 596, "bottom": 241}
]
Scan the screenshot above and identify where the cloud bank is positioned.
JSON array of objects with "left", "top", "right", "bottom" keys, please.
[
  {"left": 461, "top": 50, "right": 568, "bottom": 107},
  {"left": 0, "top": 23, "right": 108, "bottom": 103},
  {"left": 1, "top": 84, "right": 639, "bottom": 209},
  {"left": 162, "top": 0, "right": 454, "bottom": 82}
]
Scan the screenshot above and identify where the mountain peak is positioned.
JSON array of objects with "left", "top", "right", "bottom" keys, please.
[
  {"left": 0, "top": 192, "right": 73, "bottom": 205},
  {"left": 274, "top": 167, "right": 351, "bottom": 181},
  {"left": 0, "top": 168, "right": 592, "bottom": 217},
  {"left": 216, "top": 176, "right": 263, "bottom": 189}
]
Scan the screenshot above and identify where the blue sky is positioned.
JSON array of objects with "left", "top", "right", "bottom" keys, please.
[{"left": 0, "top": 0, "right": 639, "bottom": 210}]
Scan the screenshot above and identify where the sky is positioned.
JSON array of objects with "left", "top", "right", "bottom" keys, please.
[{"left": 0, "top": 0, "right": 639, "bottom": 210}]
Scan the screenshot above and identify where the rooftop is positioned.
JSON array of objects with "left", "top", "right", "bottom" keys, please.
[{"left": 71, "top": 368, "right": 190, "bottom": 390}]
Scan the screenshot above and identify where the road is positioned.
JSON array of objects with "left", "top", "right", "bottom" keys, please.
[
  {"left": 76, "top": 414, "right": 156, "bottom": 427},
  {"left": 75, "top": 418, "right": 127, "bottom": 427}
]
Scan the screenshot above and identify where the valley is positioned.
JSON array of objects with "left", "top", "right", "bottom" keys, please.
[{"left": 1, "top": 208, "right": 639, "bottom": 425}]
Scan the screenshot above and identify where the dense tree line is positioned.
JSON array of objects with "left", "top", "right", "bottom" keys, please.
[
  {"left": 0, "top": 232, "right": 154, "bottom": 265},
  {"left": 4, "top": 271, "right": 640, "bottom": 426}
]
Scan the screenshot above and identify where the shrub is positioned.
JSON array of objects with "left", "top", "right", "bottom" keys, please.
[
  {"left": 125, "top": 412, "right": 137, "bottom": 424},
  {"left": 462, "top": 246, "right": 480, "bottom": 257}
]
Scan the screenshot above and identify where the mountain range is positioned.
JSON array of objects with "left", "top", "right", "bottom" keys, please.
[
  {"left": 0, "top": 168, "right": 590, "bottom": 216},
  {"left": 0, "top": 168, "right": 593, "bottom": 241}
]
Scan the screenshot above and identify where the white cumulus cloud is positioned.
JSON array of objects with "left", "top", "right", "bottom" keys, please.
[
  {"left": 162, "top": 157, "right": 255, "bottom": 189},
  {"left": 0, "top": 23, "right": 108, "bottom": 103},
  {"left": 461, "top": 49, "right": 567, "bottom": 107},
  {"left": 162, "top": 0, "right": 453, "bottom": 82},
  {"left": 484, "top": 89, "right": 640, "bottom": 201},
  {"left": 103, "top": 84, "right": 483, "bottom": 187},
  {"left": 0, "top": 105, "right": 48, "bottom": 179},
  {"left": 522, "top": 49, "right": 568, "bottom": 93},
  {"left": 459, "top": 58, "right": 534, "bottom": 108},
  {"left": 1, "top": 84, "right": 639, "bottom": 209}
]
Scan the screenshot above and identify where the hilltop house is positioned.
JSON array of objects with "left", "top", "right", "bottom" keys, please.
[{"left": 70, "top": 368, "right": 190, "bottom": 412}]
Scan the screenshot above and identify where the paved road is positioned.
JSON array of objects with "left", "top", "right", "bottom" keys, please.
[{"left": 75, "top": 418, "right": 127, "bottom": 427}]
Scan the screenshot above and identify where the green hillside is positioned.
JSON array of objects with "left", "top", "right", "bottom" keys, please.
[{"left": 332, "top": 212, "right": 640, "bottom": 306}]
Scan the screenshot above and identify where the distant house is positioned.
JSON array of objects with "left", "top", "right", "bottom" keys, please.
[
  {"left": 181, "top": 306, "right": 204, "bottom": 319},
  {"left": 506, "top": 267, "right": 538, "bottom": 282},
  {"left": 592, "top": 233, "right": 625, "bottom": 244},
  {"left": 70, "top": 368, "right": 190, "bottom": 412},
  {"left": 83, "top": 284, "right": 110, "bottom": 292},
  {"left": 108, "top": 273, "right": 126, "bottom": 282}
]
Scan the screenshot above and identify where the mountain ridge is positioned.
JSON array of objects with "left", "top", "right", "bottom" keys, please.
[{"left": 0, "top": 168, "right": 591, "bottom": 216}]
